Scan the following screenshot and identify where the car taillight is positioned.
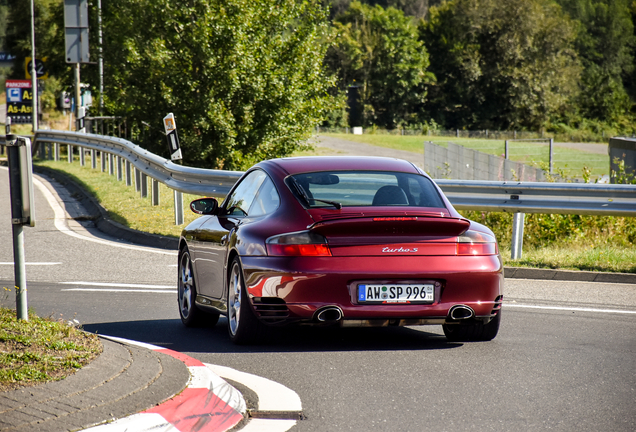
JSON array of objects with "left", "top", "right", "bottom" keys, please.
[
  {"left": 457, "top": 230, "right": 498, "bottom": 256},
  {"left": 266, "top": 231, "right": 332, "bottom": 257}
]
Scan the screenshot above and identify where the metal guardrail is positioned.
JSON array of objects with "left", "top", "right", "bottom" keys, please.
[
  {"left": 34, "top": 130, "right": 243, "bottom": 197},
  {"left": 436, "top": 180, "right": 636, "bottom": 217},
  {"left": 3, "top": 129, "right": 633, "bottom": 259}
]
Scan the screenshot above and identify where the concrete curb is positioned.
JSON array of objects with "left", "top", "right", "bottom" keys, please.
[
  {"left": 83, "top": 336, "right": 246, "bottom": 432},
  {"left": 504, "top": 266, "right": 636, "bottom": 284}
]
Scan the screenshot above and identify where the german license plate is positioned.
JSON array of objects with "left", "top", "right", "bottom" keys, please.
[{"left": 357, "top": 284, "right": 435, "bottom": 304}]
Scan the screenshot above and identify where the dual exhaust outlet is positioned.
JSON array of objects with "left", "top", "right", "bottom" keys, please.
[{"left": 314, "top": 304, "right": 474, "bottom": 323}]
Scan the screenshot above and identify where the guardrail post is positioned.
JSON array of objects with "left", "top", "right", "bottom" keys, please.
[
  {"left": 108, "top": 153, "right": 114, "bottom": 175},
  {"left": 141, "top": 173, "right": 148, "bottom": 198},
  {"left": 174, "top": 190, "right": 184, "bottom": 225},
  {"left": 505, "top": 140, "right": 508, "bottom": 159},
  {"left": 68, "top": 144, "right": 73, "bottom": 163},
  {"left": 511, "top": 212, "right": 525, "bottom": 260},
  {"left": 54, "top": 143, "right": 60, "bottom": 161},
  {"left": 135, "top": 167, "right": 141, "bottom": 192},
  {"left": 80, "top": 146, "right": 85, "bottom": 166},
  {"left": 117, "top": 156, "right": 123, "bottom": 181},
  {"left": 152, "top": 179, "right": 160, "bottom": 206},
  {"left": 125, "top": 160, "right": 132, "bottom": 186},
  {"left": 47, "top": 143, "right": 52, "bottom": 160},
  {"left": 91, "top": 149, "right": 97, "bottom": 169}
]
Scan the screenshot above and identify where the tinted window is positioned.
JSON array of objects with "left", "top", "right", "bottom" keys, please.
[
  {"left": 223, "top": 170, "right": 268, "bottom": 217},
  {"left": 288, "top": 171, "right": 446, "bottom": 208}
]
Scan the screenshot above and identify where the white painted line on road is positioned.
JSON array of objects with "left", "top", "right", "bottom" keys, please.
[
  {"left": 62, "top": 288, "right": 176, "bottom": 293},
  {"left": 207, "top": 363, "right": 302, "bottom": 413},
  {"left": 239, "top": 419, "right": 297, "bottom": 432},
  {"left": 0, "top": 262, "right": 62, "bottom": 265},
  {"left": 32, "top": 174, "right": 177, "bottom": 256},
  {"left": 506, "top": 303, "right": 636, "bottom": 315},
  {"left": 61, "top": 281, "right": 175, "bottom": 288}
]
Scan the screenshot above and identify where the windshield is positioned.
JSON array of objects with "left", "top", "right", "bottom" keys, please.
[{"left": 287, "top": 171, "right": 446, "bottom": 209}]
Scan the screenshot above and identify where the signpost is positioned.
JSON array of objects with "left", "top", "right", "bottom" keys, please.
[
  {"left": 64, "top": 0, "right": 90, "bottom": 131},
  {"left": 5, "top": 134, "right": 36, "bottom": 321}
]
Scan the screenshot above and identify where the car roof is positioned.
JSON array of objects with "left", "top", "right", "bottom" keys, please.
[{"left": 261, "top": 156, "right": 420, "bottom": 176}]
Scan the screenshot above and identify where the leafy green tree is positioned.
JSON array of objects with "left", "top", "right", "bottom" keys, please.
[
  {"left": 555, "top": 0, "right": 636, "bottom": 122},
  {"left": 326, "top": 1, "right": 433, "bottom": 128},
  {"left": 102, "top": 0, "right": 332, "bottom": 170},
  {"left": 420, "top": 0, "right": 581, "bottom": 130}
]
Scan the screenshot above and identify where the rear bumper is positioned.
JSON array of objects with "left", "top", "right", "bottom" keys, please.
[{"left": 240, "top": 255, "right": 504, "bottom": 324}]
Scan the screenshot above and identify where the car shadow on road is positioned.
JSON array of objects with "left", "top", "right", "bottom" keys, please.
[{"left": 83, "top": 317, "right": 463, "bottom": 353}]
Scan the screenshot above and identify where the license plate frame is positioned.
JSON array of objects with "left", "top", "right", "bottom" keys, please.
[{"left": 357, "top": 283, "right": 436, "bottom": 304}]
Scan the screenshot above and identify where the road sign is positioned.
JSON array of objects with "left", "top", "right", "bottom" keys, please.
[
  {"left": 163, "top": 113, "right": 182, "bottom": 161},
  {"left": 6, "top": 80, "right": 33, "bottom": 124},
  {"left": 64, "top": 0, "right": 90, "bottom": 63},
  {"left": 25, "top": 57, "right": 48, "bottom": 79}
]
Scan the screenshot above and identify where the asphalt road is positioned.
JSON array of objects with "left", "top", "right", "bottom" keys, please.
[{"left": 1, "top": 167, "right": 635, "bottom": 431}]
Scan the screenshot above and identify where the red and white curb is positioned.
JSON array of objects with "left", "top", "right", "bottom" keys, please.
[{"left": 83, "top": 336, "right": 300, "bottom": 432}]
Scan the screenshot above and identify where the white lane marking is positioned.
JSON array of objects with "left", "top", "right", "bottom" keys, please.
[
  {"left": 100, "top": 335, "right": 165, "bottom": 351},
  {"left": 61, "top": 288, "right": 176, "bottom": 293},
  {"left": 0, "top": 262, "right": 62, "bottom": 265},
  {"left": 61, "top": 281, "right": 175, "bottom": 288},
  {"left": 505, "top": 303, "right": 636, "bottom": 315},
  {"left": 239, "top": 419, "right": 297, "bottom": 432},
  {"left": 206, "top": 363, "right": 302, "bottom": 413},
  {"left": 31, "top": 173, "right": 177, "bottom": 256}
]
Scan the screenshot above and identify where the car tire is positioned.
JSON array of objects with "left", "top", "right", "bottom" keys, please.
[
  {"left": 442, "top": 311, "right": 501, "bottom": 342},
  {"left": 227, "top": 257, "right": 268, "bottom": 344},
  {"left": 178, "top": 247, "right": 220, "bottom": 327}
]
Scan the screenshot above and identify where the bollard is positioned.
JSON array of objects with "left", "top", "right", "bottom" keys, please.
[
  {"left": 174, "top": 190, "right": 184, "bottom": 225},
  {"left": 511, "top": 212, "right": 525, "bottom": 260}
]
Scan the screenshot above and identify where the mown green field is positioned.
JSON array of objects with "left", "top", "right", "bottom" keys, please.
[{"left": 322, "top": 133, "right": 609, "bottom": 179}]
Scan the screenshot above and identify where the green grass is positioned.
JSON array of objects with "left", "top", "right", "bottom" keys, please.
[
  {"left": 0, "top": 302, "right": 101, "bottom": 391},
  {"left": 36, "top": 155, "right": 203, "bottom": 238},
  {"left": 322, "top": 133, "right": 609, "bottom": 179}
]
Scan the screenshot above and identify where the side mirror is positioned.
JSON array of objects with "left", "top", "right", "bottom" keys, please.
[{"left": 190, "top": 197, "right": 219, "bottom": 215}]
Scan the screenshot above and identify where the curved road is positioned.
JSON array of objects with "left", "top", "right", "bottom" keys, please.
[{"left": 1, "top": 167, "right": 635, "bottom": 431}]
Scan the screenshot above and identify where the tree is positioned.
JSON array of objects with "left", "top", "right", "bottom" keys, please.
[
  {"left": 555, "top": 0, "right": 636, "bottom": 122},
  {"left": 326, "top": 1, "right": 433, "bottom": 128},
  {"left": 420, "top": 0, "right": 581, "bottom": 130},
  {"left": 101, "top": 0, "right": 332, "bottom": 170}
]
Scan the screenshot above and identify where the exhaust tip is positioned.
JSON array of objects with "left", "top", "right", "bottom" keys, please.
[
  {"left": 316, "top": 306, "right": 343, "bottom": 323},
  {"left": 449, "top": 305, "right": 475, "bottom": 320}
]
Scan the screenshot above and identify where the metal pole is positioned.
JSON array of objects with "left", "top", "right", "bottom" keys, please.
[
  {"left": 511, "top": 212, "right": 525, "bottom": 260},
  {"left": 75, "top": 64, "right": 81, "bottom": 130},
  {"left": 505, "top": 140, "right": 508, "bottom": 159},
  {"left": 30, "top": 0, "right": 38, "bottom": 133},
  {"left": 174, "top": 190, "right": 184, "bottom": 225},
  {"left": 549, "top": 138, "right": 553, "bottom": 174},
  {"left": 7, "top": 145, "right": 28, "bottom": 320},
  {"left": 98, "top": 0, "right": 104, "bottom": 114}
]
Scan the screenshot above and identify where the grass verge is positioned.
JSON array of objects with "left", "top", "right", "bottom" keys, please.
[
  {"left": 0, "top": 302, "right": 102, "bottom": 392},
  {"left": 321, "top": 133, "right": 609, "bottom": 179}
]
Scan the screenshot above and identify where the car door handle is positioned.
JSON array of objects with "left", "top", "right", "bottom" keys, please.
[{"left": 221, "top": 235, "right": 228, "bottom": 246}]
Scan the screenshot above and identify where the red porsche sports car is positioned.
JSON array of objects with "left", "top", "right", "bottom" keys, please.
[{"left": 178, "top": 156, "right": 503, "bottom": 344}]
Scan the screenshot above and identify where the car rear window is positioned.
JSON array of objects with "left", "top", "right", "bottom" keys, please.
[{"left": 287, "top": 171, "right": 446, "bottom": 209}]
